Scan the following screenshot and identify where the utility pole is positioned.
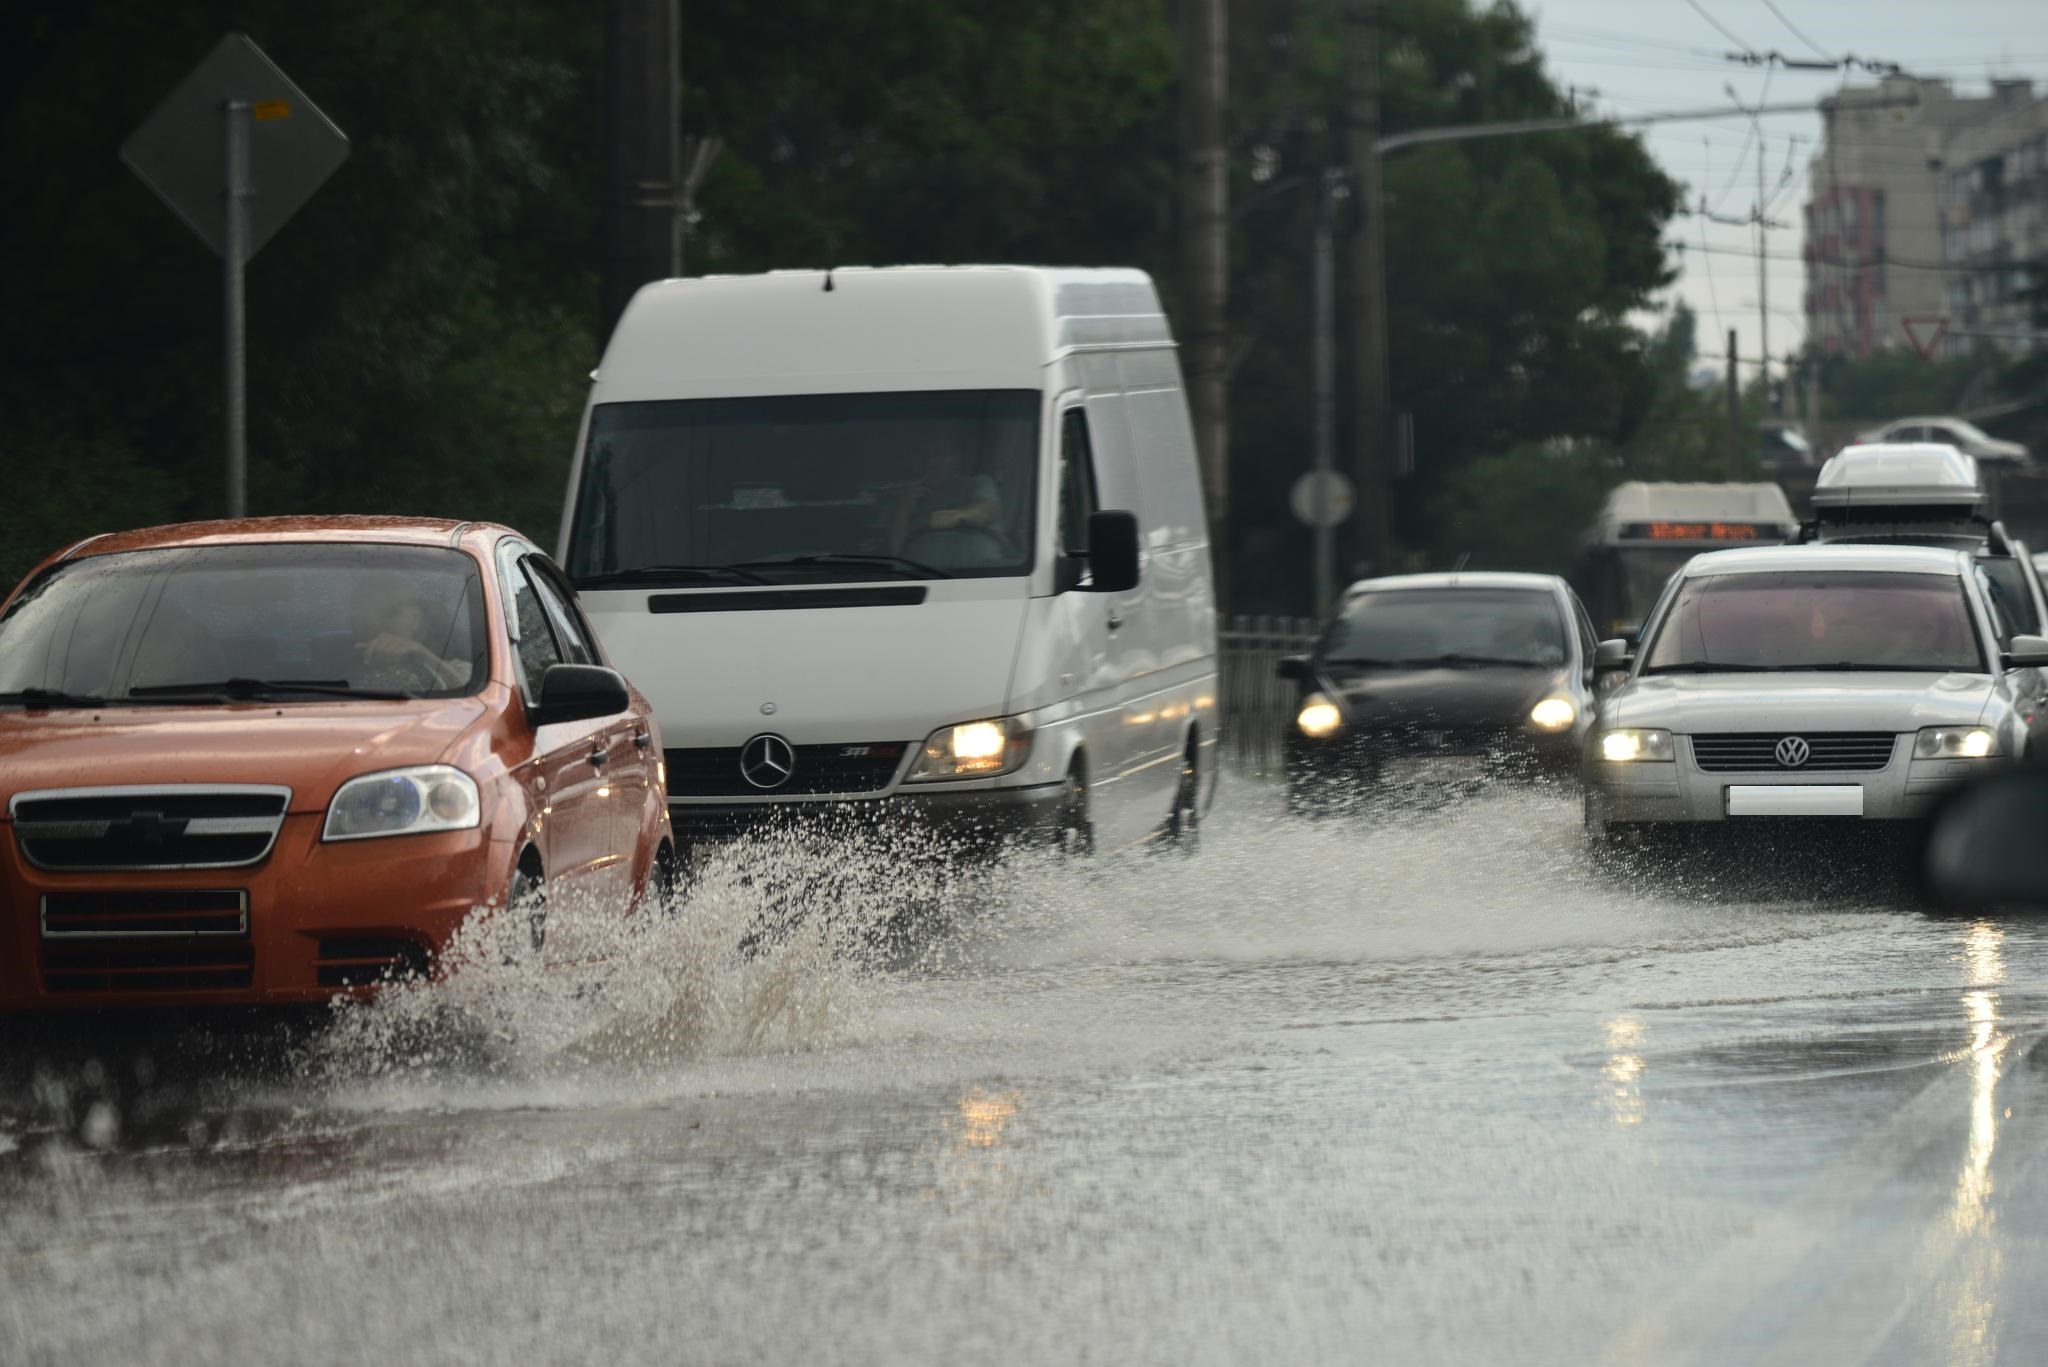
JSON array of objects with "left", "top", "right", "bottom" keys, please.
[
  {"left": 1756, "top": 144, "right": 1772, "bottom": 415},
  {"left": 1179, "top": 0, "right": 1230, "bottom": 606},
  {"left": 1725, "top": 330, "right": 1743, "bottom": 479},
  {"left": 1344, "top": 0, "right": 1392, "bottom": 575},
  {"left": 222, "top": 99, "right": 250, "bottom": 519},
  {"left": 602, "top": 0, "right": 680, "bottom": 341},
  {"left": 1312, "top": 170, "right": 1340, "bottom": 617}
]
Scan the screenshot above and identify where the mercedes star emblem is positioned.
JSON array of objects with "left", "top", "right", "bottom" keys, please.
[
  {"left": 739, "top": 732, "right": 796, "bottom": 790},
  {"left": 1774, "top": 735, "right": 1811, "bottom": 769}
]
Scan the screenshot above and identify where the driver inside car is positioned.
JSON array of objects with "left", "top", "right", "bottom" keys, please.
[
  {"left": 353, "top": 587, "right": 470, "bottom": 692},
  {"left": 890, "top": 444, "right": 1001, "bottom": 551}
]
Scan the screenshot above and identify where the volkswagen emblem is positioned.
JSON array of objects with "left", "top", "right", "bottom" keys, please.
[
  {"left": 739, "top": 733, "right": 796, "bottom": 790},
  {"left": 1774, "top": 735, "right": 1811, "bottom": 769}
]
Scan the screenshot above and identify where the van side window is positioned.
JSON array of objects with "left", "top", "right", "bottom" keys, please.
[{"left": 1058, "top": 407, "right": 1100, "bottom": 558}]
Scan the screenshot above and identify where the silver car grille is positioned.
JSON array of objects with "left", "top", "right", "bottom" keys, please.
[
  {"left": 9, "top": 785, "right": 292, "bottom": 870},
  {"left": 1689, "top": 733, "right": 1899, "bottom": 773}
]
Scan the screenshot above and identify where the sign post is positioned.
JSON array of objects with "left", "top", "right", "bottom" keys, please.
[{"left": 122, "top": 35, "right": 348, "bottom": 518}]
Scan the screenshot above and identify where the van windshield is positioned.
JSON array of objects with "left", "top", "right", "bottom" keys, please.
[{"left": 568, "top": 391, "right": 1040, "bottom": 584}]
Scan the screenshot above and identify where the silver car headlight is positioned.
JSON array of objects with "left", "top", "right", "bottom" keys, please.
[
  {"left": 1297, "top": 692, "right": 1343, "bottom": 739},
  {"left": 1913, "top": 726, "right": 1999, "bottom": 760},
  {"left": 906, "top": 717, "right": 1032, "bottom": 781},
  {"left": 1598, "top": 728, "right": 1675, "bottom": 763},
  {"left": 324, "top": 765, "right": 481, "bottom": 841}
]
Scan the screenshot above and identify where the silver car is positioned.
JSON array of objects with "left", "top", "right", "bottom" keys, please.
[
  {"left": 1851, "top": 416, "right": 2029, "bottom": 468},
  {"left": 1584, "top": 544, "right": 2048, "bottom": 836}
]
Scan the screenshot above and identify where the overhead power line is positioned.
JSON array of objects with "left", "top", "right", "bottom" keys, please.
[
  {"left": 1683, "top": 0, "right": 1760, "bottom": 57},
  {"left": 1759, "top": 0, "right": 1835, "bottom": 62}
]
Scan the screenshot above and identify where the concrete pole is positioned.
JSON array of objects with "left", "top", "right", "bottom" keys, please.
[
  {"left": 602, "top": 0, "right": 680, "bottom": 340},
  {"left": 1178, "top": 0, "right": 1230, "bottom": 608},
  {"left": 1345, "top": 0, "right": 1391, "bottom": 575},
  {"left": 223, "top": 99, "right": 249, "bottom": 519},
  {"left": 1313, "top": 171, "right": 1337, "bottom": 617},
  {"left": 1725, "top": 329, "right": 1743, "bottom": 480}
]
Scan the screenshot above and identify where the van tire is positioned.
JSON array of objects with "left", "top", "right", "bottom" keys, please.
[
  {"left": 1164, "top": 737, "right": 1200, "bottom": 855},
  {"left": 1056, "top": 765, "right": 1094, "bottom": 860}
]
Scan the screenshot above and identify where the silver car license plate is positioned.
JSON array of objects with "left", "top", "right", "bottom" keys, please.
[{"left": 1724, "top": 785, "right": 1864, "bottom": 817}]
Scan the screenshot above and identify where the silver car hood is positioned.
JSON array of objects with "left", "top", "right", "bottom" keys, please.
[{"left": 1603, "top": 672, "right": 1997, "bottom": 733}]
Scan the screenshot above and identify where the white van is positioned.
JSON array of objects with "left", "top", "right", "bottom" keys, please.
[{"left": 556, "top": 266, "right": 1218, "bottom": 858}]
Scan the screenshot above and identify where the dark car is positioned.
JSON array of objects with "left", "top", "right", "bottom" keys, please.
[{"left": 1279, "top": 572, "right": 1600, "bottom": 811}]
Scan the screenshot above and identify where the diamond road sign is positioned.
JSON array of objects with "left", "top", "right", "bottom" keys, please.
[{"left": 120, "top": 33, "right": 348, "bottom": 260}]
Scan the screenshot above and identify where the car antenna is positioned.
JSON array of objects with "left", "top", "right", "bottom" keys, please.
[
  {"left": 1451, "top": 551, "right": 1472, "bottom": 583},
  {"left": 822, "top": 266, "right": 834, "bottom": 293}
]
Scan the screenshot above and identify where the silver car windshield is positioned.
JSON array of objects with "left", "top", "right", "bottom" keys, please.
[{"left": 1641, "top": 571, "right": 1985, "bottom": 674}]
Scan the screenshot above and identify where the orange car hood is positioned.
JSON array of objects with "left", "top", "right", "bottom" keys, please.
[{"left": 0, "top": 699, "right": 490, "bottom": 815}]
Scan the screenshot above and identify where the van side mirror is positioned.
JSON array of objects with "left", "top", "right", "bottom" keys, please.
[
  {"left": 530, "top": 663, "right": 630, "bottom": 727},
  {"left": 1276, "top": 655, "right": 1310, "bottom": 681},
  {"left": 1594, "top": 638, "right": 1634, "bottom": 672},
  {"left": 1081, "top": 510, "right": 1140, "bottom": 594},
  {"left": 2004, "top": 634, "right": 2048, "bottom": 668}
]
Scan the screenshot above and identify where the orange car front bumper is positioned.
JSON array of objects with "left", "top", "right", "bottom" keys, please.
[{"left": 0, "top": 814, "right": 510, "bottom": 1010}]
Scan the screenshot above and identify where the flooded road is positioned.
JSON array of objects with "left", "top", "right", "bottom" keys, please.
[{"left": 6, "top": 787, "right": 2047, "bottom": 1366}]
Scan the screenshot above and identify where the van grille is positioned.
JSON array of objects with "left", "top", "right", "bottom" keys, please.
[
  {"left": 1690, "top": 732, "right": 1899, "bottom": 773},
  {"left": 11, "top": 786, "right": 291, "bottom": 870},
  {"left": 664, "top": 743, "right": 908, "bottom": 797}
]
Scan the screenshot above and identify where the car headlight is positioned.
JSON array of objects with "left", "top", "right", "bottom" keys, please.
[
  {"left": 1914, "top": 726, "right": 1999, "bottom": 759},
  {"left": 906, "top": 716, "right": 1032, "bottom": 781},
  {"left": 1598, "top": 728, "right": 1675, "bottom": 763},
  {"left": 1529, "top": 697, "right": 1576, "bottom": 730},
  {"left": 1296, "top": 692, "right": 1343, "bottom": 739},
  {"left": 323, "top": 765, "right": 481, "bottom": 841}
]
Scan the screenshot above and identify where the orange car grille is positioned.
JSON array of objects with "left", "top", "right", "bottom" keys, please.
[{"left": 11, "top": 786, "right": 290, "bottom": 871}]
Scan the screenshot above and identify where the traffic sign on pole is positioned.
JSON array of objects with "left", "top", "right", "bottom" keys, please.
[
  {"left": 121, "top": 34, "right": 348, "bottom": 517},
  {"left": 1291, "top": 469, "right": 1356, "bottom": 529}
]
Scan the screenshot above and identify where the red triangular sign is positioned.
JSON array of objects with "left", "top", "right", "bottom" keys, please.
[{"left": 1902, "top": 316, "right": 1949, "bottom": 361}]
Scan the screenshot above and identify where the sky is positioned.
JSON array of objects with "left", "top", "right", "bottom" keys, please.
[{"left": 1525, "top": 0, "right": 2048, "bottom": 382}]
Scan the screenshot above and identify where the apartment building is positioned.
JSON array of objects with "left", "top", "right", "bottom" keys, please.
[
  {"left": 1804, "top": 76, "right": 2010, "bottom": 358},
  {"left": 1939, "top": 81, "right": 2048, "bottom": 357}
]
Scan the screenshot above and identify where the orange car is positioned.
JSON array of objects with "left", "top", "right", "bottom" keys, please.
[{"left": 0, "top": 516, "right": 674, "bottom": 1009}]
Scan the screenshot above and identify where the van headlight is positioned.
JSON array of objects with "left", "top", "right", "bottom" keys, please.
[
  {"left": 324, "top": 765, "right": 481, "bottom": 841},
  {"left": 1296, "top": 693, "right": 1343, "bottom": 739},
  {"left": 1914, "top": 726, "right": 1999, "bottom": 759},
  {"left": 1529, "top": 697, "right": 1576, "bottom": 730},
  {"left": 1598, "top": 729, "right": 1674, "bottom": 763},
  {"left": 906, "top": 717, "right": 1032, "bottom": 781}
]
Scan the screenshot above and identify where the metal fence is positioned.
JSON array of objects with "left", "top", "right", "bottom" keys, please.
[{"left": 1217, "top": 614, "right": 1321, "bottom": 777}]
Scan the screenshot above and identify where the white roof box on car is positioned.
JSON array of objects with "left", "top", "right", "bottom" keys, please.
[{"left": 1812, "top": 443, "right": 1984, "bottom": 513}]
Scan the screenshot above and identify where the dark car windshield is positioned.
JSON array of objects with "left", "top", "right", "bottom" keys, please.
[
  {"left": 1322, "top": 589, "right": 1567, "bottom": 668},
  {"left": 0, "top": 544, "right": 490, "bottom": 704},
  {"left": 1642, "top": 571, "right": 1985, "bottom": 674},
  {"left": 567, "top": 390, "right": 1040, "bottom": 583}
]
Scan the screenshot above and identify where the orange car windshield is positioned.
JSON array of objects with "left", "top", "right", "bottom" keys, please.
[{"left": 0, "top": 543, "right": 490, "bottom": 704}]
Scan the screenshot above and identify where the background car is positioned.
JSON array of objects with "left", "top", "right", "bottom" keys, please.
[
  {"left": 1851, "top": 415, "right": 2029, "bottom": 467},
  {"left": 0, "top": 517, "right": 671, "bottom": 1009},
  {"left": 1584, "top": 544, "right": 2048, "bottom": 842},
  {"left": 1280, "top": 572, "right": 1598, "bottom": 811}
]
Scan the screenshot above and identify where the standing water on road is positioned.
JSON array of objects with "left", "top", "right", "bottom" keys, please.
[{"left": 6, "top": 784, "right": 2046, "bottom": 1366}]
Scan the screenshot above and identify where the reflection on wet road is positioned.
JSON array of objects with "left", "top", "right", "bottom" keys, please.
[{"left": 5, "top": 788, "right": 2048, "bottom": 1365}]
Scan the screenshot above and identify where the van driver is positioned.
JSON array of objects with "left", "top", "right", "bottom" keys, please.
[{"left": 890, "top": 445, "right": 1001, "bottom": 552}]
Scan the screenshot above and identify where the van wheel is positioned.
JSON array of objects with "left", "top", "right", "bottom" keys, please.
[
  {"left": 1165, "top": 741, "right": 1200, "bottom": 855},
  {"left": 1056, "top": 768, "right": 1094, "bottom": 860},
  {"left": 510, "top": 857, "right": 547, "bottom": 952}
]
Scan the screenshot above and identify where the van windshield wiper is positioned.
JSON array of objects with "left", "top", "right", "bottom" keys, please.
[
  {"left": 575, "top": 563, "right": 776, "bottom": 588},
  {"left": 731, "top": 553, "right": 955, "bottom": 580},
  {"left": 127, "top": 678, "right": 411, "bottom": 701},
  {"left": 1641, "top": 662, "right": 1773, "bottom": 674}
]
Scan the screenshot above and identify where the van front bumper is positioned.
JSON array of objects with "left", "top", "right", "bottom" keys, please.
[{"left": 669, "top": 781, "right": 1071, "bottom": 850}]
